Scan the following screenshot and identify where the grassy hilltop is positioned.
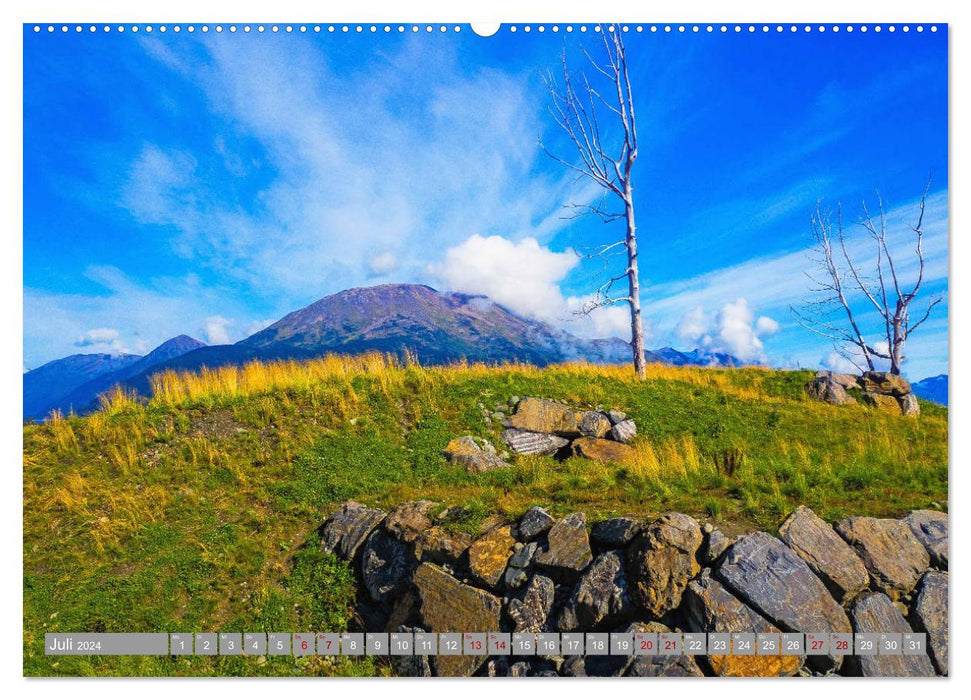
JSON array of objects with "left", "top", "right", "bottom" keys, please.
[{"left": 23, "top": 353, "right": 947, "bottom": 676}]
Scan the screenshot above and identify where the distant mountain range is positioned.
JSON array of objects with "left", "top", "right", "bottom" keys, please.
[
  {"left": 911, "top": 374, "right": 948, "bottom": 406},
  {"left": 24, "top": 283, "right": 747, "bottom": 419}
]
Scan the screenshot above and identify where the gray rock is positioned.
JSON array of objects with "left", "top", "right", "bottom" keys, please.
[
  {"left": 702, "top": 529, "right": 733, "bottom": 565},
  {"left": 384, "top": 500, "right": 437, "bottom": 544},
  {"left": 627, "top": 512, "right": 702, "bottom": 617},
  {"left": 412, "top": 563, "right": 502, "bottom": 677},
  {"left": 805, "top": 376, "right": 855, "bottom": 405},
  {"left": 506, "top": 574, "right": 555, "bottom": 633},
  {"left": 534, "top": 512, "right": 593, "bottom": 575},
  {"left": 502, "top": 428, "right": 569, "bottom": 456},
  {"left": 508, "top": 397, "right": 611, "bottom": 438},
  {"left": 897, "top": 393, "right": 920, "bottom": 417},
  {"left": 518, "top": 506, "right": 555, "bottom": 541},
  {"left": 508, "top": 661, "right": 531, "bottom": 677},
  {"left": 815, "top": 370, "right": 860, "bottom": 389},
  {"left": 851, "top": 592, "right": 935, "bottom": 677},
  {"left": 442, "top": 435, "right": 511, "bottom": 473},
  {"left": 909, "top": 570, "right": 947, "bottom": 675},
  {"left": 504, "top": 541, "right": 538, "bottom": 589},
  {"left": 778, "top": 505, "right": 870, "bottom": 602},
  {"left": 508, "top": 396, "right": 520, "bottom": 407},
  {"left": 361, "top": 529, "right": 414, "bottom": 603},
  {"left": 560, "top": 551, "right": 632, "bottom": 630},
  {"left": 715, "top": 531, "right": 851, "bottom": 672},
  {"left": 626, "top": 654, "right": 704, "bottom": 677},
  {"left": 834, "top": 517, "right": 930, "bottom": 599},
  {"left": 320, "top": 502, "right": 387, "bottom": 561},
  {"left": 590, "top": 517, "right": 642, "bottom": 547},
  {"left": 902, "top": 510, "right": 947, "bottom": 569},
  {"left": 607, "top": 410, "right": 627, "bottom": 425},
  {"left": 683, "top": 569, "right": 801, "bottom": 677},
  {"left": 609, "top": 418, "right": 637, "bottom": 443}
]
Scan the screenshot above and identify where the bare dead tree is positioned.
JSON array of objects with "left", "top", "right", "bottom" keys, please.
[
  {"left": 790, "top": 181, "right": 942, "bottom": 375},
  {"left": 540, "top": 25, "right": 648, "bottom": 379}
]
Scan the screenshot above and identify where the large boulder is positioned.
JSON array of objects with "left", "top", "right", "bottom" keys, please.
[
  {"left": 862, "top": 392, "right": 901, "bottom": 414},
  {"left": 414, "top": 526, "right": 472, "bottom": 566},
  {"left": 501, "top": 429, "right": 569, "bottom": 456},
  {"left": 360, "top": 529, "right": 414, "bottom": 603},
  {"left": 591, "top": 517, "right": 642, "bottom": 548},
  {"left": 571, "top": 436, "right": 634, "bottom": 463},
  {"left": 850, "top": 592, "right": 935, "bottom": 677},
  {"left": 384, "top": 500, "right": 437, "bottom": 544},
  {"left": 715, "top": 531, "right": 851, "bottom": 671},
  {"left": 778, "top": 506, "right": 870, "bottom": 602},
  {"left": 506, "top": 573, "right": 555, "bottom": 633},
  {"left": 834, "top": 517, "right": 930, "bottom": 599},
  {"left": 518, "top": 506, "right": 555, "bottom": 541},
  {"left": 701, "top": 529, "right": 734, "bottom": 565},
  {"left": 320, "top": 502, "right": 386, "bottom": 561},
  {"left": 909, "top": 570, "right": 947, "bottom": 675},
  {"left": 559, "top": 551, "right": 632, "bottom": 630},
  {"left": 627, "top": 513, "right": 703, "bottom": 617},
  {"left": 412, "top": 563, "right": 502, "bottom": 677},
  {"left": 508, "top": 397, "right": 611, "bottom": 438},
  {"left": 805, "top": 376, "right": 855, "bottom": 406},
  {"left": 442, "top": 436, "right": 511, "bottom": 473},
  {"left": 683, "top": 569, "right": 801, "bottom": 677},
  {"left": 467, "top": 525, "right": 516, "bottom": 589},
  {"left": 533, "top": 512, "right": 593, "bottom": 575},
  {"left": 860, "top": 371, "right": 912, "bottom": 397},
  {"left": 902, "top": 510, "right": 948, "bottom": 569}
]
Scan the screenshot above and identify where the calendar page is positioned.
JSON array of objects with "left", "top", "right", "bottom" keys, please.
[{"left": 22, "top": 20, "right": 948, "bottom": 680}]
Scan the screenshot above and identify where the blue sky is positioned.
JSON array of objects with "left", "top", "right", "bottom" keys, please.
[{"left": 23, "top": 25, "right": 948, "bottom": 379}]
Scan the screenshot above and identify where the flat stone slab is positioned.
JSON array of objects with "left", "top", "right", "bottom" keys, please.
[
  {"left": 627, "top": 512, "right": 702, "bottom": 617},
  {"left": 412, "top": 563, "right": 502, "bottom": 677},
  {"left": 910, "top": 570, "right": 947, "bottom": 675},
  {"left": 851, "top": 592, "right": 936, "bottom": 677},
  {"left": 902, "top": 510, "right": 948, "bottom": 569},
  {"left": 502, "top": 428, "right": 569, "bottom": 455},
  {"left": 834, "top": 516, "right": 929, "bottom": 599},
  {"left": 590, "top": 517, "right": 642, "bottom": 548},
  {"left": 320, "top": 502, "right": 386, "bottom": 561},
  {"left": 468, "top": 525, "right": 516, "bottom": 588},
  {"left": 715, "top": 531, "right": 850, "bottom": 672},
  {"left": 508, "top": 397, "right": 611, "bottom": 438},
  {"left": 533, "top": 512, "right": 593, "bottom": 575},
  {"left": 683, "top": 570, "right": 801, "bottom": 677},
  {"left": 778, "top": 505, "right": 870, "bottom": 602}
]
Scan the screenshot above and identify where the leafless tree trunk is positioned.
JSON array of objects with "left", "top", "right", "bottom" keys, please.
[
  {"left": 790, "top": 181, "right": 942, "bottom": 375},
  {"left": 541, "top": 25, "right": 648, "bottom": 378}
]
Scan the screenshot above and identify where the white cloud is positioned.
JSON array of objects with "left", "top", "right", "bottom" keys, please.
[
  {"left": 74, "top": 327, "right": 130, "bottom": 355},
  {"left": 676, "top": 299, "right": 780, "bottom": 363},
  {"left": 368, "top": 252, "right": 400, "bottom": 276},
  {"left": 203, "top": 316, "right": 234, "bottom": 345},
  {"left": 245, "top": 319, "right": 275, "bottom": 336},
  {"left": 431, "top": 235, "right": 578, "bottom": 322}
]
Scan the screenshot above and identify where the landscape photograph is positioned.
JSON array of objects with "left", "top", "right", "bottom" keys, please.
[{"left": 23, "top": 22, "right": 948, "bottom": 678}]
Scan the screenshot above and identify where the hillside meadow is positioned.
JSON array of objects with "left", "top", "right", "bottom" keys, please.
[{"left": 23, "top": 353, "right": 947, "bottom": 675}]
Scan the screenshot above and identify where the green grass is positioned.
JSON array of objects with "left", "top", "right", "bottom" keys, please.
[{"left": 23, "top": 358, "right": 947, "bottom": 676}]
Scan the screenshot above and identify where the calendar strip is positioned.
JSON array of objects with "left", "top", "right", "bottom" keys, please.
[{"left": 45, "top": 632, "right": 928, "bottom": 657}]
